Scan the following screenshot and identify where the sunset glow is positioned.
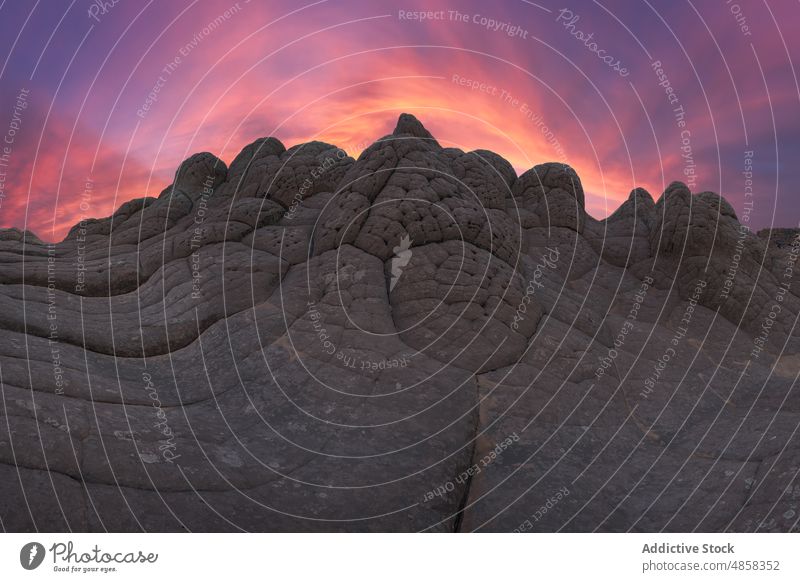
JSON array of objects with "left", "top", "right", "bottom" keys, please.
[{"left": 0, "top": 0, "right": 798, "bottom": 240}]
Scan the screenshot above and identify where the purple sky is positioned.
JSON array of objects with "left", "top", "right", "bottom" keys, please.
[{"left": 0, "top": 0, "right": 798, "bottom": 240}]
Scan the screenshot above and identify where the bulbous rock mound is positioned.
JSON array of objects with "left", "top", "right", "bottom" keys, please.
[{"left": 1, "top": 114, "right": 798, "bottom": 532}]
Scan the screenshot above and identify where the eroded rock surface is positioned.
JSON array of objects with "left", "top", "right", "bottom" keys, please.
[{"left": 1, "top": 115, "right": 798, "bottom": 532}]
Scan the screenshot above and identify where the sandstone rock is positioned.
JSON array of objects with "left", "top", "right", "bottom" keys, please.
[
  {"left": 174, "top": 151, "right": 228, "bottom": 194},
  {"left": 0, "top": 114, "right": 796, "bottom": 532}
]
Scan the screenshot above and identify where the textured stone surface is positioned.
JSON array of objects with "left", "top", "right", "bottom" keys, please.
[{"left": 0, "top": 115, "right": 798, "bottom": 532}]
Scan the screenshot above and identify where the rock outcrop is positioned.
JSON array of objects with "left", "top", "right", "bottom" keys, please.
[{"left": 1, "top": 114, "right": 798, "bottom": 532}]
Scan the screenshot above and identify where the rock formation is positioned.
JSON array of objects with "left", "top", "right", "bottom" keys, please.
[{"left": 1, "top": 114, "right": 798, "bottom": 532}]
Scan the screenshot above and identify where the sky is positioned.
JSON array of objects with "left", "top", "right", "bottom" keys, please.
[{"left": 0, "top": 0, "right": 797, "bottom": 241}]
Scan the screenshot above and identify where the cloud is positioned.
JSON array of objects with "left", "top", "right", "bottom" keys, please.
[{"left": 0, "top": 0, "right": 796, "bottom": 239}]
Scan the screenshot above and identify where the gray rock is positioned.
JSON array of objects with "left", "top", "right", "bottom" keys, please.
[{"left": 0, "top": 114, "right": 797, "bottom": 532}]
